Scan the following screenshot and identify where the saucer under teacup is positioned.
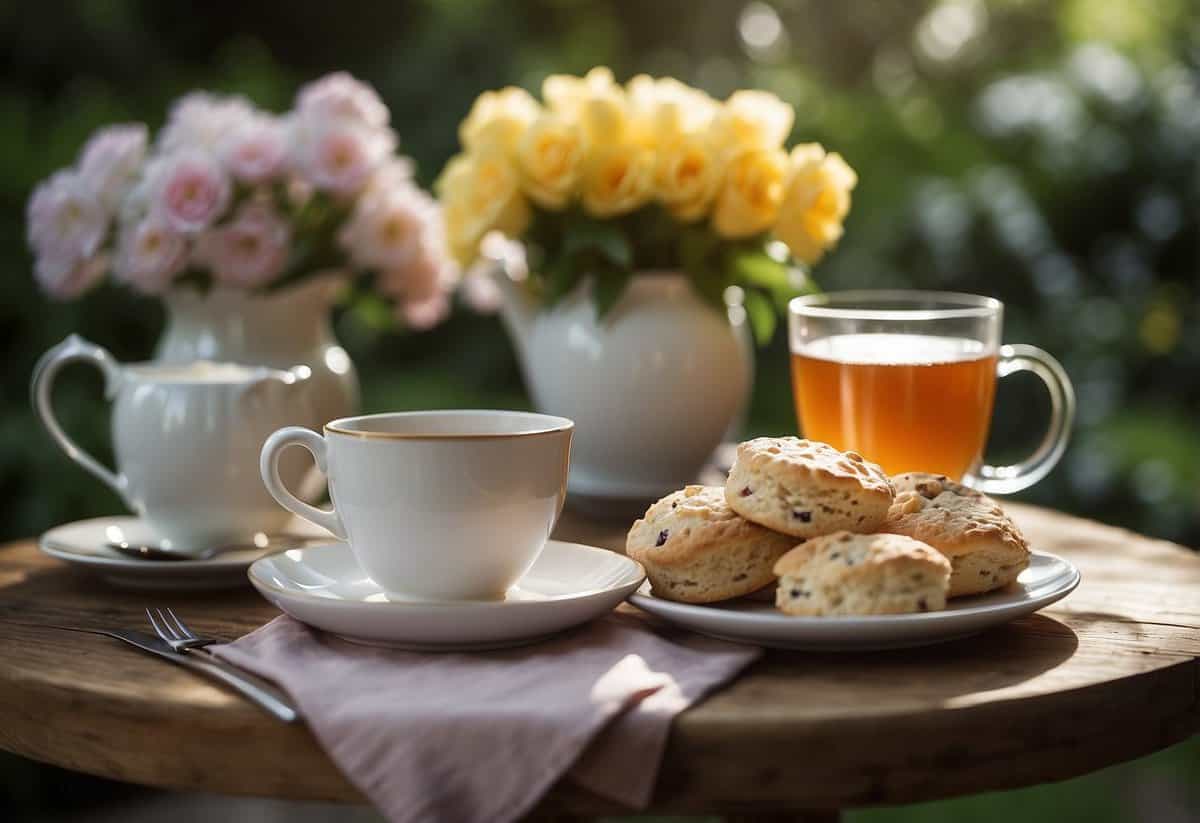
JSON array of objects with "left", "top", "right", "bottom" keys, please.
[
  {"left": 248, "top": 541, "right": 646, "bottom": 651},
  {"left": 39, "top": 516, "right": 331, "bottom": 591}
]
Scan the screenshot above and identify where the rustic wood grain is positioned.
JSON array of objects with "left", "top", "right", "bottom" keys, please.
[{"left": 0, "top": 503, "right": 1196, "bottom": 817}]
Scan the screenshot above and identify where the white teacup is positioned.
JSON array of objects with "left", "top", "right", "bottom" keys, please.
[
  {"left": 32, "top": 335, "right": 314, "bottom": 555},
  {"left": 259, "top": 410, "right": 574, "bottom": 600}
]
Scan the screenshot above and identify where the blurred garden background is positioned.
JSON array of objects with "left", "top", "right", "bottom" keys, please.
[{"left": 0, "top": 0, "right": 1196, "bottom": 821}]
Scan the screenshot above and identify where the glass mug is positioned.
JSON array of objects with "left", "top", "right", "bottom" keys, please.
[{"left": 788, "top": 291, "right": 1075, "bottom": 494}]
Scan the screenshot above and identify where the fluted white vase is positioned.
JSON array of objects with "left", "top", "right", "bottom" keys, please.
[{"left": 156, "top": 274, "right": 360, "bottom": 430}]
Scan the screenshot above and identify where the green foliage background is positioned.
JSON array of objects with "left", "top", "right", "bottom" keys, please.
[{"left": 0, "top": 1, "right": 1196, "bottom": 820}]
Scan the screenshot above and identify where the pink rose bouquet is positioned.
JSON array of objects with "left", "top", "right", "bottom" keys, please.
[{"left": 25, "top": 72, "right": 454, "bottom": 326}]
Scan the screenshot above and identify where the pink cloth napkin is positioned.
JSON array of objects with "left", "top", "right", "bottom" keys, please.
[{"left": 212, "top": 611, "right": 758, "bottom": 823}]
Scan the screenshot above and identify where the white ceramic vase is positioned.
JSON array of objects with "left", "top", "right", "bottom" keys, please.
[
  {"left": 495, "top": 269, "right": 753, "bottom": 500},
  {"left": 156, "top": 274, "right": 360, "bottom": 430}
]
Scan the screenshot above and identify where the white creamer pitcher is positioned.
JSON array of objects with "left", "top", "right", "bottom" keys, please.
[{"left": 33, "top": 335, "right": 314, "bottom": 555}]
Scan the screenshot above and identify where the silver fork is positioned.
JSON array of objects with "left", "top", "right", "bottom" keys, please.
[
  {"left": 146, "top": 607, "right": 214, "bottom": 652},
  {"left": 146, "top": 608, "right": 299, "bottom": 723}
]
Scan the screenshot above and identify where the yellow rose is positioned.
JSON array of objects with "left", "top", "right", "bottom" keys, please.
[
  {"left": 626, "top": 75, "right": 717, "bottom": 142},
  {"left": 542, "top": 66, "right": 628, "bottom": 142},
  {"left": 774, "top": 143, "right": 857, "bottom": 265},
  {"left": 436, "top": 150, "right": 531, "bottom": 264},
  {"left": 543, "top": 66, "right": 616, "bottom": 112},
  {"left": 458, "top": 87, "right": 540, "bottom": 157},
  {"left": 714, "top": 90, "right": 795, "bottom": 153},
  {"left": 516, "top": 113, "right": 584, "bottom": 210},
  {"left": 580, "top": 139, "right": 654, "bottom": 218},
  {"left": 655, "top": 133, "right": 723, "bottom": 222},
  {"left": 711, "top": 146, "right": 789, "bottom": 238}
]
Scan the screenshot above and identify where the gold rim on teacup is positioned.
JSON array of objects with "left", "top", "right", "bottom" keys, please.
[{"left": 324, "top": 410, "right": 575, "bottom": 441}]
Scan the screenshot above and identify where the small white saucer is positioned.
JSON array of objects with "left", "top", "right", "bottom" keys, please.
[
  {"left": 248, "top": 541, "right": 646, "bottom": 651},
  {"left": 38, "top": 516, "right": 329, "bottom": 591},
  {"left": 630, "top": 550, "right": 1080, "bottom": 651}
]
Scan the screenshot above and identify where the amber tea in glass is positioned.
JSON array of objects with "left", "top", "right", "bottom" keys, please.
[{"left": 788, "top": 291, "right": 1074, "bottom": 494}]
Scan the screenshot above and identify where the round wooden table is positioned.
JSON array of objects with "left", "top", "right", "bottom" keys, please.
[{"left": 0, "top": 503, "right": 1197, "bottom": 820}]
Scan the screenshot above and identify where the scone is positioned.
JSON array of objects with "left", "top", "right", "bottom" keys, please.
[
  {"left": 884, "top": 472, "right": 1030, "bottom": 597},
  {"left": 725, "top": 437, "right": 894, "bottom": 538},
  {"left": 627, "top": 485, "right": 797, "bottom": 604},
  {"left": 774, "top": 531, "right": 951, "bottom": 616}
]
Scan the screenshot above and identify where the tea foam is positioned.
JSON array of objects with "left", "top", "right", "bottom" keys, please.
[{"left": 797, "top": 333, "right": 990, "bottom": 366}]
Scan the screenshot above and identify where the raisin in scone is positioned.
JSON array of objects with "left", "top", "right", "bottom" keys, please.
[
  {"left": 725, "top": 437, "right": 894, "bottom": 538},
  {"left": 626, "top": 485, "right": 796, "bottom": 604},
  {"left": 883, "top": 472, "right": 1030, "bottom": 597},
  {"left": 774, "top": 531, "right": 951, "bottom": 616}
]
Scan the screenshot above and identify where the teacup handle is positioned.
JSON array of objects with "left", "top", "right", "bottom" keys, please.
[
  {"left": 31, "top": 335, "right": 132, "bottom": 508},
  {"left": 260, "top": 427, "right": 348, "bottom": 540},
  {"left": 964, "top": 344, "right": 1076, "bottom": 495}
]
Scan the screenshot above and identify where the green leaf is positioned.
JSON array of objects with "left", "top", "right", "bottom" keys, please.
[
  {"left": 743, "top": 288, "right": 778, "bottom": 345},
  {"left": 729, "top": 248, "right": 790, "bottom": 292},
  {"left": 678, "top": 224, "right": 717, "bottom": 273},
  {"left": 542, "top": 255, "right": 583, "bottom": 305},
  {"left": 562, "top": 216, "right": 633, "bottom": 268},
  {"left": 354, "top": 293, "right": 393, "bottom": 331},
  {"left": 593, "top": 265, "right": 633, "bottom": 320},
  {"left": 678, "top": 226, "right": 727, "bottom": 310},
  {"left": 689, "top": 262, "right": 728, "bottom": 311}
]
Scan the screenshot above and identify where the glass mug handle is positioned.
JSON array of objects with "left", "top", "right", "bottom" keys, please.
[{"left": 964, "top": 344, "right": 1076, "bottom": 495}]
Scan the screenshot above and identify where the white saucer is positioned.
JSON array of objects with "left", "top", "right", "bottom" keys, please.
[
  {"left": 248, "top": 541, "right": 646, "bottom": 651},
  {"left": 38, "top": 516, "right": 329, "bottom": 591},
  {"left": 630, "top": 550, "right": 1080, "bottom": 651}
]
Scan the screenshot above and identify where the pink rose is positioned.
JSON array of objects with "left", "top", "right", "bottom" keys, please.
[
  {"left": 410, "top": 246, "right": 454, "bottom": 302},
  {"left": 458, "top": 269, "right": 503, "bottom": 313},
  {"left": 296, "top": 72, "right": 389, "bottom": 128},
  {"left": 379, "top": 241, "right": 454, "bottom": 303},
  {"left": 78, "top": 123, "right": 147, "bottom": 211},
  {"left": 152, "top": 152, "right": 231, "bottom": 233},
  {"left": 457, "top": 232, "right": 522, "bottom": 313},
  {"left": 286, "top": 176, "right": 314, "bottom": 209},
  {"left": 158, "top": 92, "right": 255, "bottom": 154},
  {"left": 480, "top": 231, "right": 529, "bottom": 279},
  {"left": 35, "top": 253, "right": 108, "bottom": 300},
  {"left": 364, "top": 157, "right": 415, "bottom": 195},
  {"left": 399, "top": 294, "right": 450, "bottom": 331},
  {"left": 195, "top": 201, "right": 291, "bottom": 289},
  {"left": 115, "top": 216, "right": 188, "bottom": 294},
  {"left": 293, "top": 120, "right": 394, "bottom": 197},
  {"left": 221, "top": 115, "right": 287, "bottom": 184},
  {"left": 339, "top": 186, "right": 436, "bottom": 270},
  {"left": 26, "top": 169, "right": 108, "bottom": 269}
]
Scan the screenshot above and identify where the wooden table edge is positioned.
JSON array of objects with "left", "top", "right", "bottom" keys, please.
[
  {"left": 2, "top": 646, "right": 1195, "bottom": 815},
  {"left": 1, "top": 502, "right": 1198, "bottom": 814}
]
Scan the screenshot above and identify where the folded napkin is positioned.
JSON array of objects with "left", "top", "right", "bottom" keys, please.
[{"left": 212, "top": 611, "right": 758, "bottom": 823}]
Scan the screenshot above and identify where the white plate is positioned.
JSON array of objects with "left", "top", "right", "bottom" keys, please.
[
  {"left": 630, "top": 550, "right": 1080, "bottom": 651},
  {"left": 38, "top": 516, "right": 329, "bottom": 591},
  {"left": 248, "top": 541, "right": 646, "bottom": 651}
]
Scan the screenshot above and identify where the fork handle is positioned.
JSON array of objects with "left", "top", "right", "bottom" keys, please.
[{"left": 180, "top": 651, "right": 300, "bottom": 723}]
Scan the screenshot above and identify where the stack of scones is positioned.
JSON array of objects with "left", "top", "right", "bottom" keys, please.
[{"left": 627, "top": 437, "right": 1031, "bottom": 616}]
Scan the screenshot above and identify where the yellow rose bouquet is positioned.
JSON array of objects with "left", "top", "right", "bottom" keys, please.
[{"left": 438, "top": 67, "right": 857, "bottom": 343}]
